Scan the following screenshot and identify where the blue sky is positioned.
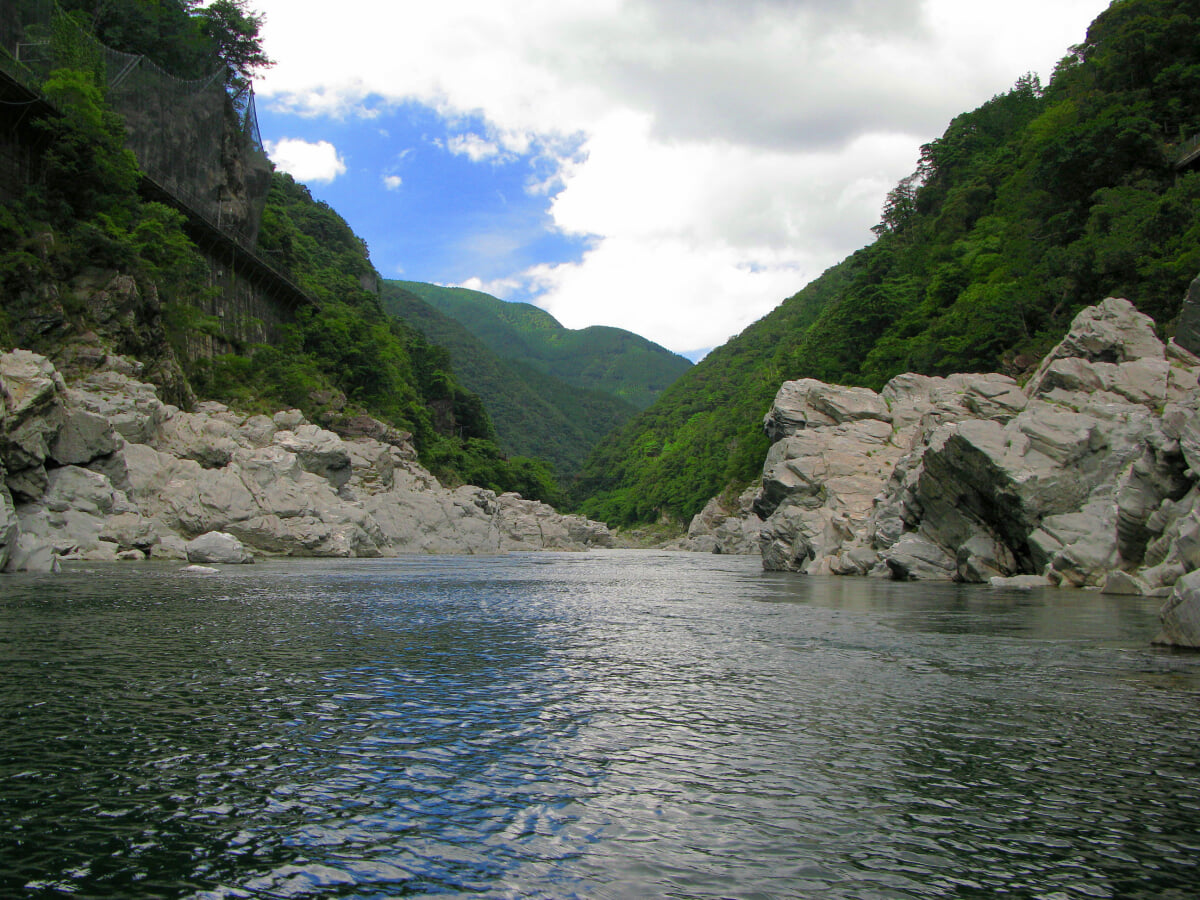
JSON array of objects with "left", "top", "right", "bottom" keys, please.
[
  {"left": 252, "top": 0, "right": 1112, "bottom": 359},
  {"left": 258, "top": 102, "right": 593, "bottom": 292}
]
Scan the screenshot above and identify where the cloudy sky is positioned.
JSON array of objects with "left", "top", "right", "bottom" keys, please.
[{"left": 252, "top": 0, "right": 1112, "bottom": 360}]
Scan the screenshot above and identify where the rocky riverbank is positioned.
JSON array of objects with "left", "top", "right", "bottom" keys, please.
[
  {"left": 684, "top": 292, "right": 1200, "bottom": 647},
  {"left": 0, "top": 351, "right": 612, "bottom": 570}
]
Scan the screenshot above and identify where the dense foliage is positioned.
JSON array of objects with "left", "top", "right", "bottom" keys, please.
[
  {"left": 381, "top": 282, "right": 640, "bottom": 480},
  {"left": 576, "top": 0, "right": 1200, "bottom": 527},
  {"left": 55, "top": 0, "right": 272, "bottom": 87},
  {"left": 394, "top": 281, "right": 692, "bottom": 411}
]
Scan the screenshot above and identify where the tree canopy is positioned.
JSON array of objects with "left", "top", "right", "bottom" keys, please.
[{"left": 57, "top": 0, "right": 272, "bottom": 89}]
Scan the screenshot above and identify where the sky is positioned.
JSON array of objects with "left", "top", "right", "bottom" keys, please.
[{"left": 251, "top": 0, "right": 1113, "bottom": 361}]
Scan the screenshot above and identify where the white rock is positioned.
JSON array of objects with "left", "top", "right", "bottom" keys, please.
[
  {"left": 1156, "top": 569, "right": 1200, "bottom": 647},
  {"left": 185, "top": 531, "right": 254, "bottom": 564}
]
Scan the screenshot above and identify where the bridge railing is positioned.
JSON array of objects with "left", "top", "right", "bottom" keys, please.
[{"left": 1174, "top": 133, "right": 1200, "bottom": 170}]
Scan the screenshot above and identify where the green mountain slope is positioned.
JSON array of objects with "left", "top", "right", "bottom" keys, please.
[
  {"left": 380, "top": 282, "right": 637, "bottom": 478},
  {"left": 392, "top": 281, "right": 692, "bottom": 410},
  {"left": 576, "top": 0, "right": 1200, "bottom": 527}
]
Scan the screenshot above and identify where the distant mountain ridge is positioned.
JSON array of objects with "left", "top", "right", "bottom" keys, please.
[
  {"left": 380, "top": 282, "right": 659, "bottom": 479},
  {"left": 391, "top": 281, "right": 692, "bottom": 411}
]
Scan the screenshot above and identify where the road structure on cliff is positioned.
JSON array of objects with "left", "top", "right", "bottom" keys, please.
[{"left": 0, "top": 3, "right": 316, "bottom": 318}]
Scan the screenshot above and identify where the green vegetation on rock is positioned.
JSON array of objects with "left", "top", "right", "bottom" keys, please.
[{"left": 575, "top": 0, "right": 1200, "bottom": 527}]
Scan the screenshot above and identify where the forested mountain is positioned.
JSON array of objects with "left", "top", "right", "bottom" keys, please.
[
  {"left": 0, "top": 0, "right": 563, "bottom": 505},
  {"left": 380, "top": 283, "right": 637, "bottom": 479},
  {"left": 575, "top": 0, "right": 1200, "bottom": 527},
  {"left": 393, "top": 281, "right": 692, "bottom": 411}
]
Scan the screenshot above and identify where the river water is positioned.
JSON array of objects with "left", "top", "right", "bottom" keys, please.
[{"left": 1, "top": 551, "right": 1198, "bottom": 899}]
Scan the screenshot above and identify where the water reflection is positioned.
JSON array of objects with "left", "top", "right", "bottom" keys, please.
[{"left": 1, "top": 552, "right": 1197, "bottom": 899}]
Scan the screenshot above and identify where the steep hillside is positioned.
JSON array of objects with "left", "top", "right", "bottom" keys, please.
[
  {"left": 393, "top": 281, "right": 692, "bottom": 410},
  {"left": 576, "top": 0, "right": 1200, "bottom": 527},
  {"left": 380, "top": 282, "right": 637, "bottom": 478},
  {"left": 0, "top": 2, "right": 564, "bottom": 505}
]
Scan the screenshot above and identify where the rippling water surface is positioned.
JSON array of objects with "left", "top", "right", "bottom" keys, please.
[{"left": 2, "top": 551, "right": 1199, "bottom": 899}]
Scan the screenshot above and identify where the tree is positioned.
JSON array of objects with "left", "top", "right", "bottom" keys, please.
[{"left": 192, "top": 0, "right": 272, "bottom": 93}]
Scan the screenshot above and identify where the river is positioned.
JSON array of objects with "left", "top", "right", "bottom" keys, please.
[{"left": 1, "top": 550, "right": 1198, "bottom": 899}]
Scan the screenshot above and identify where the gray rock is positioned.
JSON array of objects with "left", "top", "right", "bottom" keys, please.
[
  {"left": 1100, "top": 570, "right": 1152, "bottom": 596},
  {"left": 728, "top": 291, "right": 1200, "bottom": 602},
  {"left": 1156, "top": 569, "right": 1200, "bottom": 647},
  {"left": 1, "top": 350, "right": 67, "bottom": 500},
  {"left": 239, "top": 415, "right": 277, "bottom": 447},
  {"left": 272, "top": 409, "right": 305, "bottom": 430},
  {"left": 1175, "top": 272, "right": 1200, "bottom": 357},
  {"left": 882, "top": 534, "right": 957, "bottom": 581},
  {"left": 49, "top": 408, "right": 118, "bottom": 466},
  {"left": 4, "top": 532, "right": 60, "bottom": 573},
  {"left": 763, "top": 378, "right": 890, "bottom": 442},
  {"left": 66, "top": 371, "right": 167, "bottom": 444},
  {"left": 154, "top": 408, "right": 244, "bottom": 468},
  {"left": 274, "top": 425, "right": 353, "bottom": 488},
  {"left": 185, "top": 531, "right": 254, "bottom": 564},
  {"left": 1027, "top": 297, "right": 1163, "bottom": 383},
  {"left": 990, "top": 574, "right": 1054, "bottom": 590},
  {"left": 0, "top": 482, "right": 17, "bottom": 571},
  {"left": 15, "top": 466, "right": 140, "bottom": 559},
  {"left": 681, "top": 486, "right": 762, "bottom": 554}
]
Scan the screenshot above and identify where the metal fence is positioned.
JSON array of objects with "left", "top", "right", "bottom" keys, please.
[{"left": 0, "top": 0, "right": 271, "bottom": 251}]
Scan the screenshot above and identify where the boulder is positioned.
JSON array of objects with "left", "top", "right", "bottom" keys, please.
[
  {"left": 1156, "top": 569, "right": 1200, "bottom": 648},
  {"left": 1175, "top": 272, "right": 1200, "bottom": 357},
  {"left": 1027, "top": 297, "right": 1164, "bottom": 385},
  {"left": 154, "top": 406, "right": 245, "bottom": 468},
  {"left": 4, "top": 532, "right": 60, "bottom": 573},
  {"left": 274, "top": 425, "right": 353, "bottom": 488},
  {"left": 65, "top": 370, "right": 167, "bottom": 444},
  {"left": 1, "top": 350, "right": 67, "bottom": 500},
  {"left": 0, "top": 482, "right": 17, "bottom": 571},
  {"left": 185, "top": 531, "right": 254, "bottom": 564},
  {"left": 763, "top": 378, "right": 890, "bottom": 442},
  {"left": 678, "top": 486, "right": 762, "bottom": 555},
  {"left": 49, "top": 408, "right": 118, "bottom": 466},
  {"left": 15, "top": 465, "right": 140, "bottom": 558}
]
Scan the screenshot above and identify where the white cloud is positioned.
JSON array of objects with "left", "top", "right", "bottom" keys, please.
[
  {"left": 382, "top": 174, "right": 403, "bottom": 191},
  {"left": 254, "top": 0, "right": 1111, "bottom": 354},
  {"left": 445, "top": 133, "right": 504, "bottom": 163},
  {"left": 263, "top": 137, "right": 347, "bottom": 184},
  {"left": 454, "top": 276, "right": 524, "bottom": 299}
]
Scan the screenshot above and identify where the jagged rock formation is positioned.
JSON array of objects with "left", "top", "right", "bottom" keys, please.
[
  {"left": 0, "top": 350, "right": 612, "bottom": 571},
  {"left": 685, "top": 295, "right": 1200, "bottom": 645},
  {"left": 670, "top": 486, "right": 763, "bottom": 555}
]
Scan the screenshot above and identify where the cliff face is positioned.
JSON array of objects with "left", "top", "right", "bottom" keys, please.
[
  {"left": 685, "top": 287, "right": 1200, "bottom": 647},
  {"left": 0, "top": 350, "right": 612, "bottom": 571}
]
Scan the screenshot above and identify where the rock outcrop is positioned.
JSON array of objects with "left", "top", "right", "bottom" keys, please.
[
  {"left": 735, "top": 296, "right": 1200, "bottom": 647},
  {"left": 0, "top": 351, "right": 611, "bottom": 571},
  {"left": 670, "top": 486, "right": 763, "bottom": 555}
]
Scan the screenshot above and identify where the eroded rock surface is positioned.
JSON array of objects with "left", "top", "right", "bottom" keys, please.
[
  {"left": 0, "top": 353, "right": 611, "bottom": 570},
  {"left": 716, "top": 296, "right": 1200, "bottom": 647}
]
